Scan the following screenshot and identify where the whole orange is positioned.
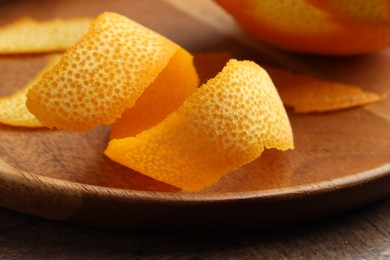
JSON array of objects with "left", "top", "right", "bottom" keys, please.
[{"left": 215, "top": 0, "right": 390, "bottom": 55}]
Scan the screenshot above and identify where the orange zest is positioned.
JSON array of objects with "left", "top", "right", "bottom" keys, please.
[
  {"left": 106, "top": 60, "right": 293, "bottom": 191},
  {"left": 0, "top": 17, "right": 92, "bottom": 54},
  {"left": 265, "top": 66, "right": 387, "bottom": 113},
  {"left": 0, "top": 55, "right": 61, "bottom": 127},
  {"left": 27, "top": 12, "right": 194, "bottom": 131},
  {"left": 110, "top": 48, "right": 198, "bottom": 139},
  {"left": 22, "top": 13, "right": 294, "bottom": 191}
]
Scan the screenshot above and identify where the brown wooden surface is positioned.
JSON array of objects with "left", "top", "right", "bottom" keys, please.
[
  {"left": 1, "top": 199, "right": 389, "bottom": 258},
  {"left": 0, "top": 0, "right": 389, "bottom": 241}
]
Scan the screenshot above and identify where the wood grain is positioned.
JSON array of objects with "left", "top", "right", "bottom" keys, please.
[
  {"left": 0, "top": 0, "right": 389, "bottom": 230},
  {"left": 0, "top": 199, "right": 389, "bottom": 258}
]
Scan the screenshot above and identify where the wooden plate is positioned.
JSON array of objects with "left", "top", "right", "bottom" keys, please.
[{"left": 0, "top": 0, "right": 389, "bottom": 230}]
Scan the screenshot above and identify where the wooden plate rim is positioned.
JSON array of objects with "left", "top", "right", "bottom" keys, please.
[{"left": 2, "top": 161, "right": 389, "bottom": 203}]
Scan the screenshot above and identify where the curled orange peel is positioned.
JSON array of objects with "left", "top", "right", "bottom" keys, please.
[
  {"left": 0, "top": 55, "right": 61, "bottom": 127},
  {"left": 105, "top": 60, "right": 294, "bottom": 191},
  {"left": 24, "top": 13, "right": 293, "bottom": 191},
  {"left": 27, "top": 12, "right": 194, "bottom": 131},
  {"left": 264, "top": 66, "right": 387, "bottom": 113},
  {"left": 0, "top": 17, "right": 92, "bottom": 54},
  {"left": 109, "top": 47, "right": 199, "bottom": 140}
]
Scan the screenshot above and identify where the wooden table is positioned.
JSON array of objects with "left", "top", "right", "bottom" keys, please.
[{"left": 1, "top": 199, "right": 389, "bottom": 258}]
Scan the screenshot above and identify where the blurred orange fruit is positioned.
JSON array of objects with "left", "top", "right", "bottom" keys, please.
[{"left": 215, "top": 0, "right": 390, "bottom": 55}]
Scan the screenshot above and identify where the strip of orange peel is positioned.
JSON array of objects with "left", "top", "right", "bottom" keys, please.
[
  {"left": 27, "top": 12, "right": 194, "bottom": 131},
  {"left": 109, "top": 47, "right": 199, "bottom": 139},
  {"left": 25, "top": 13, "right": 293, "bottom": 191},
  {"left": 0, "top": 17, "right": 92, "bottom": 54},
  {"left": 0, "top": 55, "right": 61, "bottom": 127},
  {"left": 264, "top": 66, "right": 387, "bottom": 113},
  {"left": 106, "top": 60, "right": 294, "bottom": 191}
]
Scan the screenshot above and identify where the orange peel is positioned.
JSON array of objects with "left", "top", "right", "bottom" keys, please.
[
  {"left": 110, "top": 47, "right": 198, "bottom": 140},
  {"left": 25, "top": 13, "right": 293, "bottom": 191},
  {"left": 0, "top": 55, "right": 61, "bottom": 127},
  {"left": 105, "top": 60, "right": 294, "bottom": 191},
  {"left": 265, "top": 66, "right": 387, "bottom": 113},
  {"left": 0, "top": 17, "right": 92, "bottom": 54},
  {"left": 27, "top": 12, "right": 195, "bottom": 131}
]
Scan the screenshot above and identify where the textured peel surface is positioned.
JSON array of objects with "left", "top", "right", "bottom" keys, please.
[
  {"left": 26, "top": 12, "right": 181, "bottom": 131},
  {"left": 0, "top": 17, "right": 91, "bottom": 54},
  {"left": 105, "top": 60, "right": 294, "bottom": 191},
  {"left": 0, "top": 55, "right": 61, "bottom": 127},
  {"left": 19, "top": 13, "right": 294, "bottom": 191},
  {"left": 109, "top": 47, "right": 199, "bottom": 139}
]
